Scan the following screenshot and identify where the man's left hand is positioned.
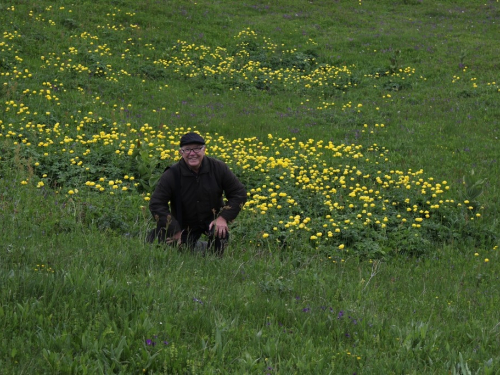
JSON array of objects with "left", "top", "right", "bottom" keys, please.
[{"left": 209, "top": 217, "right": 228, "bottom": 238}]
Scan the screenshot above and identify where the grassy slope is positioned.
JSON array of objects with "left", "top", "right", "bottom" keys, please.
[
  {"left": 1, "top": 184, "right": 499, "bottom": 373},
  {"left": 1, "top": 0, "right": 500, "bottom": 373}
]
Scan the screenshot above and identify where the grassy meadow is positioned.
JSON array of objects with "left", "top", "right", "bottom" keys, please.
[{"left": 1, "top": 0, "right": 500, "bottom": 373}]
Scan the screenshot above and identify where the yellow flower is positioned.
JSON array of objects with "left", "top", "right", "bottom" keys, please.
[
  {"left": 68, "top": 190, "right": 75, "bottom": 195},
  {"left": 484, "top": 258, "right": 489, "bottom": 263},
  {"left": 338, "top": 244, "right": 345, "bottom": 250},
  {"left": 262, "top": 233, "right": 269, "bottom": 239}
]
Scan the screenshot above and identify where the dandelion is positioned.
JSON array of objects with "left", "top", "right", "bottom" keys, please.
[
  {"left": 262, "top": 233, "right": 269, "bottom": 238},
  {"left": 338, "top": 244, "right": 345, "bottom": 250}
]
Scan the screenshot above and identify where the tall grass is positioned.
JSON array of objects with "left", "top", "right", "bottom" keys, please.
[{"left": 1, "top": 0, "right": 499, "bottom": 373}]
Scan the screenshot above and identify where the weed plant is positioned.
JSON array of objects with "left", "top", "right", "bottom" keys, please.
[{"left": 1, "top": 0, "right": 499, "bottom": 373}]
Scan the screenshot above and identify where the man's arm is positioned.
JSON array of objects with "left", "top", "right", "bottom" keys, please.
[
  {"left": 149, "top": 168, "right": 183, "bottom": 237},
  {"left": 218, "top": 162, "right": 247, "bottom": 223}
]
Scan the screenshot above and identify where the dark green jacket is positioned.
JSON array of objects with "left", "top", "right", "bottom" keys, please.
[{"left": 149, "top": 156, "right": 247, "bottom": 236}]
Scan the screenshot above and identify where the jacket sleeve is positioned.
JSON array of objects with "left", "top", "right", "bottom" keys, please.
[
  {"left": 218, "top": 162, "right": 247, "bottom": 222},
  {"left": 149, "top": 168, "right": 182, "bottom": 236}
]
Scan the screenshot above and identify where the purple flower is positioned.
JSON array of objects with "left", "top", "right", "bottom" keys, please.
[
  {"left": 302, "top": 307, "right": 311, "bottom": 313},
  {"left": 146, "top": 339, "right": 156, "bottom": 346},
  {"left": 337, "top": 310, "right": 344, "bottom": 319}
]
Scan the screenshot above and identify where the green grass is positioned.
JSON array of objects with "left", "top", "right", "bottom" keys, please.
[
  {"left": 1, "top": 184, "right": 499, "bottom": 373},
  {"left": 1, "top": 0, "right": 500, "bottom": 373}
]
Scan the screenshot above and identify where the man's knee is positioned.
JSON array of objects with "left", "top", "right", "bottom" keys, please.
[
  {"left": 207, "top": 231, "right": 229, "bottom": 256},
  {"left": 146, "top": 227, "right": 167, "bottom": 243}
]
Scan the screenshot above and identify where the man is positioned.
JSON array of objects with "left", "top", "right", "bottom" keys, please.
[{"left": 148, "top": 132, "right": 247, "bottom": 256}]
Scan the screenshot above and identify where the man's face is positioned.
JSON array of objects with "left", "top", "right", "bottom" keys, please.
[{"left": 180, "top": 143, "right": 205, "bottom": 171}]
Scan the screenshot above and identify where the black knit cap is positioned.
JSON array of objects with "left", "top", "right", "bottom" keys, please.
[{"left": 179, "top": 132, "right": 205, "bottom": 147}]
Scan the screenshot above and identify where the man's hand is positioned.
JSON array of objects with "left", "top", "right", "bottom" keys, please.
[
  {"left": 209, "top": 217, "right": 228, "bottom": 238},
  {"left": 166, "top": 230, "right": 183, "bottom": 246}
]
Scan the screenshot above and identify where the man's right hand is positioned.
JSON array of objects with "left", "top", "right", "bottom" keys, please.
[
  {"left": 172, "top": 230, "right": 183, "bottom": 245},
  {"left": 166, "top": 230, "right": 183, "bottom": 246}
]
